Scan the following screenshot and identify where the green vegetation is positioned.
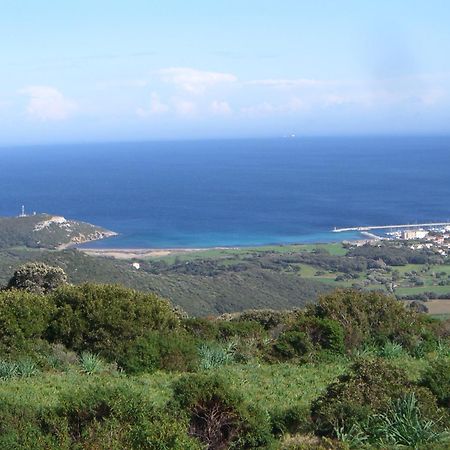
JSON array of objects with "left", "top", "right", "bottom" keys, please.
[{"left": 0, "top": 272, "right": 449, "bottom": 448}]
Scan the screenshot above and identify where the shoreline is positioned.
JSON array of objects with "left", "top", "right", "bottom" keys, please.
[{"left": 80, "top": 246, "right": 242, "bottom": 259}]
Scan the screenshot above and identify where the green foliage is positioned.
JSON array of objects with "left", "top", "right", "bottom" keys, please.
[
  {"left": 274, "top": 331, "right": 313, "bottom": 359},
  {"left": 227, "top": 309, "right": 292, "bottom": 330},
  {"left": 47, "top": 283, "right": 180, "bottom": 359},
  {"left": 311, "top": 358, "right": 444, "bottom": 441},
  {"left": 172, "top": 372, "right": 274, "bottom": 449},
  {"left": 379, "top": 341, "right": 405, "bottom": 359},
  {"left": 311, "top": 358, "right": 412, "bottom": 436},
  {"left": 312, "top": 289, "right": 432, "bottom": 350},
  {"left": 216, "top": 320, "right": 266, "bottom": 341},
  {"left": 421, "top": 358, "right": 450, "bottom": 407},
  {"left": 0, "top": 289, "right": 54, "bottom": 354},
  {"left": 0, "top": 360, "right": 19, "bottom": 379},
  {"left": 79, "top": 352, "right": 107, "bottom": 375},
  {"left": 0, "top": 380, "right": 201, "bottom": 450},
  {"left": 0, "top": 359, "right": 39, "bottom": 379},
  {"left": 371, "top": 393, "right": 449, "bottom": 447},
  {"left": 118, "top": 331, "right": 198, "bottom": 374},
  {"left": 198, "top": 342, "right": 235, "bottom": 370},
  {"left": 7, "top": 262, "right": 67, "bottom": 294}
]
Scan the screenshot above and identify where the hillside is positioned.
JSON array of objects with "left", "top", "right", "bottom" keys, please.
[{"left": 0, "top": 214, "right": 116, "bottom": 249}]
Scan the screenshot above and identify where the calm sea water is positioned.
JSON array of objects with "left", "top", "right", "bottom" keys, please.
[{"left": 0, "top": 136, "right": 449, "bottom": 248}]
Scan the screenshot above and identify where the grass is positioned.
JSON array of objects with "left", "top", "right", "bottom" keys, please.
[
  {"left": 212, "top": 360, "right": 348, "bottom": 415},
  {"left": 153, "top": 242, "right": 348, "bottom": 264},
  {"left": 0, "top": 360, "right": 347, "bottom": 421}
]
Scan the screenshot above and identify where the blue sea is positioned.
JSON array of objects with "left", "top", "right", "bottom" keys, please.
[{"left": 0, "top": 136, "right": 449, "bottom": 248}]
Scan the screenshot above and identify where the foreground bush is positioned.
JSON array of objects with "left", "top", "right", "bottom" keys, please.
[
  {"left": 311, "top": 358, "right": 441, "bottom": 437},
  {"left": 47, "top": 284, "right": 180, "bottom": 360},
  {"left": 421, "top": 358, "right": 450, "bottom": 407},
  {"left": 118, "top": 331, "right": 199, "bottom": 374},
  {"left": 311, "top": 289, "right": 433, "bottom": 350},
  {"left": 0, "top": 382, "right": 202, "bottom": 450},
  {"left": 0, "top": 290, "right": 54, "bottom": 355},
  {"left": 172, "top": 373, "right": 274, "bottom": 449}
]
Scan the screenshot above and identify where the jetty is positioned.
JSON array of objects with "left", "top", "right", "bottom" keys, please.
[{"left": 333, "top": 222, "right": 450, "bottom": 233}]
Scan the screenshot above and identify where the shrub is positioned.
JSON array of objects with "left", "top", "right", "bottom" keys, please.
[
  {"left": 294, "top": 316, "right": 345, "bottom": 355},
  {"left": 47, "top": 284, "right": 180, "bottom": 360},
  {"left": 229, "top": 309, "right": 292, "bottom": 330},
  {"left": 40, "top": 383, "right": 202, "bottom": 449},
  {"left": 183, "top": 318, "right": 218, "bottom": 340},
  {"left": 216, "top": 320, "right": 266, "bottom": 341},
  {"left": 311, "top": 358, "right": 439, "bottom": 437},
  {"left": 0, "top": 290, "right": 54, "bottom": 354},
  {"left": 118, "top": 331, "right": 198, "bottom": 374},
  {"left": 274, "top": 331, "right": 313, "bottom": 359},
  {"left": 171, "top": 373, "right": 273, "bottom": 449},
  {"left": 421, "top": 359, "right": 450, "bottom": 407},
  {"left": 311, "top": 289, "right": 431, "bottom": 350},
  {"left": 46, "top": 343, "right": 79, "bottom": 371},
  {"left": 7, "top": 262, "right": 67, "bottom": 294}
]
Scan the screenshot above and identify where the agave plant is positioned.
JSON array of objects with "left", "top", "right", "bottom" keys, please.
[
  {"left": 79, "top": 352, "right": 105, "bottom": 375},
  {"left": 373, "top": 393, "right": 449, "bottom": 447},
  {"left": 198, "top": 342, "right": 235, "bottom": 370},
  {"left": 16, "top": 359, "right": 39, "bottom": 377},
  {"left": 0, "top": 360, "right": 19, "bottom": 380},
  {"left": 379, "top": 341, "right": 404, "bottom": 359}
]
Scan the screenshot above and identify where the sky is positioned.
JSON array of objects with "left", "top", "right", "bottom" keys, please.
[{"left": 1, "top": 0, "right": 450, "bottom": 144}]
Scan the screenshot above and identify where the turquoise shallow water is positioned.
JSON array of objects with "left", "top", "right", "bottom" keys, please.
[{"left": 0, "top": 136, "right": 449, "bottom": 248}]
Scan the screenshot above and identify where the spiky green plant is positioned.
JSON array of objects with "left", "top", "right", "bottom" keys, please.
[
  {"left": 0, "top": 361, "right": 18, "bottom": 380},
  {"left": 379, "top": 341, "right": 404, "bottom": 359},
  {"left": 16, "top": 359, "right": 39, "bottom": 377},
  {"left": 334, "top": 423, "right": 369, "bottom": 448},
  {"left": 372, "top": 393, "right": 449, "bottom": 447},
  {"left": 79, "top": 352, "right": 105, "bottom": 375},
  {"left": 198, "top": 342, "right": 235, "bottom": 370}
]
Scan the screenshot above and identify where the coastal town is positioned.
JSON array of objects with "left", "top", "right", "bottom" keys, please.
[
  {"left": 353, "top": 225, "right": 450, "bottom": 257},
  {"left": 389, "top": 226, "right": 450, "bottom": 257}
]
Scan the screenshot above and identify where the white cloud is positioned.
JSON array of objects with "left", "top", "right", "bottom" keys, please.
[
  {"left": 159, "top": 67, "right": 237, "bottom": 94},
  {"left": 137, "top": 92, "right": 170, "bottom": 117},
  {"left": 241, "top": 97, "right": 304, "bottom": 117},
  {"left": 20, "top": 86, "right": 77, "bottom": 121},
  {"left": 96, "top": 79, "right": 148, "bottom": 89},
  {"left": 210, "top": 100, "right": 232, "bottom": 115},
  {"left": 172, "top": 98, "right": 197, "bottom": 116},
  {"left": 248, "top": 78, "right": 328, "bottom": 89}
]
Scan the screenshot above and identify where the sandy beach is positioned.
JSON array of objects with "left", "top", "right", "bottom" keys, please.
[{"left": 80, "top": 247, "right": 235, "bottom": 259}]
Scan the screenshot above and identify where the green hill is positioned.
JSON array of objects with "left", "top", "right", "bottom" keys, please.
[{"left": 0, "top": 214, "right": 116, "bottom": 249}]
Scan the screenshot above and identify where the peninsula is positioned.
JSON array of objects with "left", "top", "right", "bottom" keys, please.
[{"left": 0, "top": 213, "right": 117, "bottom": 250}]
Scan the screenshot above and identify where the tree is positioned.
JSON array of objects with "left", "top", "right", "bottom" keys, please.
[{"left": 7, "top": 262, "right": 67, "bottom": 294}]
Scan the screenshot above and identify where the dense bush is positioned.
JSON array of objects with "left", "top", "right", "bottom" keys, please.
[
  {"left": 118, "top": 331, "right": 199, "bottom": 374},
  {"left": 274, "top": 331, "right": 313, "bottom": 359},
  {"left": 7, "top": 262, "right": 67, "bottom": 294},
  {"left": 421, "top": 358, "right": 450, "bottom": 407},
  {"left": 311, "top": 289, "right": 432, "bottom": 350},
  {"left": 172, "top": 373, "right": 274, "bottom": 449},
  {"left": 311, "top": 358, "right": 441, "bottom": 437},
  {"left": 0, "top": 382, "right": 202, "bottom": 450},
  {"left": 47, "top": 283, "right": 180, "bottom": 360},
  {"left": 0, "top": 290, "right": 54, "bottom": 355}
]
